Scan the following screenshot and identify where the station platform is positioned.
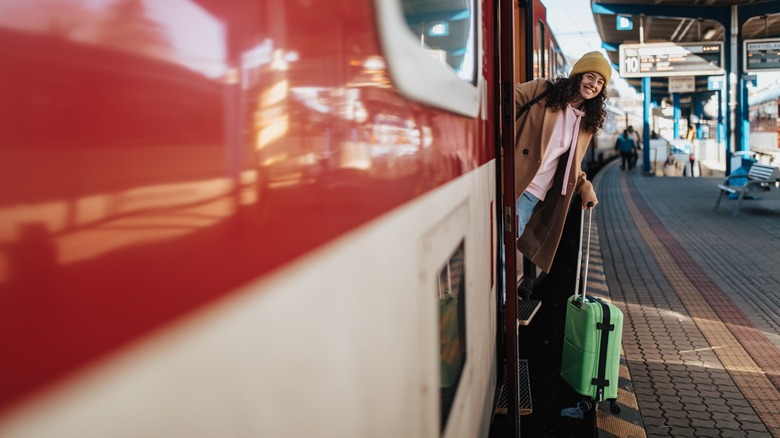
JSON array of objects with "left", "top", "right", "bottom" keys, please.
[
  {"left": 493, "top": 158, "right": 780, "bottom": 437},
  {"left": 591, "top": 158, "right": 780, "bottom": 437}
]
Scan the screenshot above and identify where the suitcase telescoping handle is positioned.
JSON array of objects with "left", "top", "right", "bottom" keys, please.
[{"left": 574, "top": 202, "right": 595, "bottom": 304}]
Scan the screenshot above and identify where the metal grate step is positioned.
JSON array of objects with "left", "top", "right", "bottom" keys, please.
[
  {"left": 517, "top": 299, "right": 541, "bottom": 327},
  {"left": 494, "top": 359, "right": 532, "bottom": 416}
]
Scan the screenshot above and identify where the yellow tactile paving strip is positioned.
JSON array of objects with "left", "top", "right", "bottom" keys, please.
[
  {"left": 594, "top": 361, "right": 647, "bottom": 438},
  {"left": 619, "top": 175, "right": 780, "bottom": 435},
  {"left": 597, "top": 412, "right": 647, "bottom": 438},
  {"left": 585, "top": 222, "right": 647, "bottom": 438}
]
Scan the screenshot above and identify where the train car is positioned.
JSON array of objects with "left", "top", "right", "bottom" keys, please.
[
  {"left": 531, "top": 2, "right": 570, "bottom": 80},
  {"left": 748, "top": 84, "right": 780, "bottom": 154},
  {"left": 0, "top": 0, "right": 579, "bottom": 437}
]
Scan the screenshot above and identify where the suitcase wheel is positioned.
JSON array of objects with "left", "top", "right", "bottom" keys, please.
[
  {"left": 577, "top": 399, "right": 620, "bottom": 414},
  {"left": 577, "top": 400, "right": 593, "bottom": 412}
]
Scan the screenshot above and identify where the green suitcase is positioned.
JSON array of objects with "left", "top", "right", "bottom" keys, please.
[
  {"left": 561, "top": 294, "right": 623, "bottom": 401},
  {"left": 560, "top": 206, "right": 623, "bottom": 406}
]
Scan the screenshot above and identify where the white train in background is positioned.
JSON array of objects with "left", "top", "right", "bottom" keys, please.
[{"left": 749, "top": 84, "right": 780, "bottom": 159}]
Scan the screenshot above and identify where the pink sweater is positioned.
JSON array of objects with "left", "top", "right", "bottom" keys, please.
[{"left": 526, "top": 105, "right": 584, "bottom": 201}]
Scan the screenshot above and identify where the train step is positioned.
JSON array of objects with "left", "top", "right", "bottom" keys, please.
[
  {"left": 494, "top": 359, "right": 532, "bottom": 416},
  {"left": 517, "top": 299, "right": 541, "bottom": 327}
]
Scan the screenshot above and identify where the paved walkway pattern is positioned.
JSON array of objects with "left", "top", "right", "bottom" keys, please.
[
  {"left": 581, "top": 221, "right": 647, "bottom": 438},
  {"left": 592, "top": 161, "right": 780, "bottom": 437}
]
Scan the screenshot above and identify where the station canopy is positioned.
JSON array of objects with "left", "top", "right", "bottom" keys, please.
[{"left": 592, "top": 0, "right": 780, "bottom": 93}]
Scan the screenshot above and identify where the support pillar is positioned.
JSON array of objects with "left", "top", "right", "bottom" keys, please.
[
  {"left": 642, "top": 77, "right": 652, "bottom": 174},
  {"left": 672, "top": 92, "right": 681, "bottom": 139}
]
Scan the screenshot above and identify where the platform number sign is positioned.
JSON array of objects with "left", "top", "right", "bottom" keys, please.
[
  {"left": 624, "top": 55, "right": 640, "bottom": 75},
  {"left": 619, "top": 42, "right": 724, "bottom": 78}
]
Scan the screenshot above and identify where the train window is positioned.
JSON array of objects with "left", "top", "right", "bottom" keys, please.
[
  {"left": 373, "top": 0, "right": 481, "bottom": 117},
  {"left": 556, "top": 49, "right": 568, "bottom": 77},
  {"left": 549, "top": 43, "right": 564, "bottom": 78},
  {"left": 437, "top": 240, "right": 466, "bottom": 431},
  {"left": 535, "top": 21, "right": 546, "bottom": 78},
  {"left": 400, "top": 0, "right": 476, "bottom": 82}
]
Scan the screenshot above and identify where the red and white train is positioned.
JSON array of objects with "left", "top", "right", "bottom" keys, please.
[{"left": 0, "top": 0, "right": 603, "bottom": 436}]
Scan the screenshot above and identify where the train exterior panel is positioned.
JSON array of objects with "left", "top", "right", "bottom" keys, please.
[
  {"left": 0, "top": 0, "right": 500, "bottom": 436},
  {"left": 748, "top": 85, "right": 780, "bottom": 154},
  {"left": 0, "top": 0, "right": 590, "bottom": 436}
]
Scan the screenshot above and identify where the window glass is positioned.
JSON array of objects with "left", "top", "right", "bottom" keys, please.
[
  {"left": 400, "top": 0, "right": 476, "bottom": 83},
  {"left": 437, "top": 241, "right": 466, "bottom": 431},
  {"left": 535, "top": 21, "right": 546, "bottom": 78},
  {"left": 553, "top": 47, "right": 567, "bottom": 78}
]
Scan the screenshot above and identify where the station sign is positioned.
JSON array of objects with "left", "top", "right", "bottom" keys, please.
[
  {"left": 744, "top": 38, "right": 780, "bottom": 72},
  {"left": 619, "top": 42, "right": 724, "bottom": 78},
  {"left": 616, "top": 15, "right": 633, "bottom": 31},
  {"left": 668, "top": 76, "right": 695, "bottom": 93}
]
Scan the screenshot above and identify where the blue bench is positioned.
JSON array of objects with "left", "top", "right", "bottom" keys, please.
[{"left": 714, "top": 163, "right": 780, "bottom": 218}]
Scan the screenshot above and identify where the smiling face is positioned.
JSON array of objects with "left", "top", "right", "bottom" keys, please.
[{"left": 572, "top": 72, "right": 605, "bottom": 108}]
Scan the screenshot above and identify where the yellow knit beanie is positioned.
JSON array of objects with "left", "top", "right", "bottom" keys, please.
[{"left": 569, "top": 51, "right": 612, "bottom": 83}]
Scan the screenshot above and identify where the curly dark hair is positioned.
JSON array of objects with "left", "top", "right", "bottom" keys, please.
[{"left": 543, "top": 74, "right": 607, "bottom": 134}]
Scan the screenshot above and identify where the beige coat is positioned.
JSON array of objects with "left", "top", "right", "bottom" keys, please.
[{"left": 514, "top": 79, "right": 595, "bottom": 273}]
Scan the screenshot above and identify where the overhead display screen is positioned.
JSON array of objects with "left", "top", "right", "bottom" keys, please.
[
  {"left": 744, "top": 38, "right": 780, "bottom": 72},
  {"left": 619, "top": 42, "right": 724, "bottom": 78}
]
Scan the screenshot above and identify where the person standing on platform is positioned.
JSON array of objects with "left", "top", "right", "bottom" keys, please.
[
  {"left": 513, "top": 51, "right": 611, "bottom": 273},
  {"left": 627, "top": 125, "right": 641, "bottom": 150},
  {"left": 627, "top": 125, "right": 641, "bottom": 168},
  {"left": 615, "top": 129, "right": 637, "bottom": 171}
]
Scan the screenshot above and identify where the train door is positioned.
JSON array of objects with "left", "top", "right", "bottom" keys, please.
[{"left": 498, "top": 0, "right": 533, "bottom": 436}]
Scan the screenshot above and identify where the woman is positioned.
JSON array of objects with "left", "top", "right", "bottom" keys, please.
[{"left": 513, "top": 51, "right": 611, "bottom": 273}]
